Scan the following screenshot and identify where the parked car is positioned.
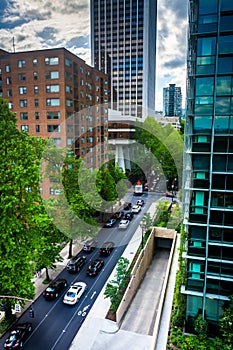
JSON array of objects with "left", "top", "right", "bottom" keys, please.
[
  {"left": 118, "top": 219, "right": 130, "bottom": 229},
  {"left": 103, "top": 218, "right": 117, "bottom": 228},
  {"left": 123, "top": 202, "right": 132, "bottom": 210},
  {"left": 66, "top": 255, "right": 86, "bottom": 273},
  {"left": 131, "top": 205, "right": 141, "bottom": 214},
  {"left": 162, "top": 192, "right": 174, "bottom": 198},
  {"left": 136, "top": 199, "right": 144, "bottom": 206},
  {"left": 4, "top": 322, "right": 32, "bottom": 349},
  {"left": 124, "top": 212, "right": 134, "bottom": 221},
  {"left": 99, "top": 241, "right": 115, "bottom": 256},
  {"left": 82, "top": 239, "right": 98, "bottom": 252},
  {"left": 43, "top": 278, "right": 68, "bottom": 300},
  {"left": 86, "top": 258, "right": 104, "bottom": 277},
  {"left": 63, "top": 281, "right": 87, "bottom": 305},
  {"left": 112, "top": 211, "right": 124, "bottom": 219}
]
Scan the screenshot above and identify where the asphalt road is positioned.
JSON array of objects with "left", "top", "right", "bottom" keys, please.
[{"left": 0, "top": 192, "right": 161, "bottom": 350}]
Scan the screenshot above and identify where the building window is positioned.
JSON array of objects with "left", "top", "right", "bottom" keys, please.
[
  {"left": 34, "top": 99, "right": 39, "bottom": 107},
  {"left": 47, "top": 125, "right": 60, "bottom": 132},
  {"left": 5, "top": 65, "right": 11, "bottom": 72},
  {"left": 8, "top": 101, "right": 13, "bottom": 109},
  {"left": 66, "top": 85, "right": 72, "bottom": 93},
  {"left": 80, "top": 66, "right": 84, "bottom": 73},
  {"left": 19, "top": 86, "right": 27, "bottom": 94},
  {"left": 34, "top": 86, "right": 39, "bottom": 94},
  {"left": 6, "top": 77, "right": 12, "bottom": 84},
  {"left": 18, "top": 73, "right": 26, "bottom": 81},
  {"left": 65, "top": 71, "right": 72, "bottom": 81},
  {"left": 33, "top": 58, "right": 38, "bottom": 66},
  {"left": 67, "top": 138, "right": 73, "bottom": 146},
  {"left": 52, "top": 138, "right": 61, "bottom": 146},
  {"left": 45, "top": 57, "right": 59, "bottom": 65},
  {"left": 35, "top": 112, "right": 40, "bottom": 120},
  {"left": 66, "top": 99, "right": 73, "bottom": 107},
  {"left": 7, "top": 89, "right": 12, "bottom": 97},
  {"left": 65, "top": 58, "right": 72, "bottom": 67},
  {"left": 46, "top": 85, "right": 60, "bottom": 93},
  {"left": 46, "top": 98, "right": 60, "bottom": 106},
  {"left": 18, "top": 60, "right": 26, "bottom": 68},
  {"left": 67, "top": 125, "right": 74, "bottom": 133},
  {"left": 36, "top": 125, "right": 40, "bottom": 133},
  {"left": 21, "top": 125, "right": 29, "bottom": 131},
  {"left": 46, "top": 71, "right": 59, "bottom": 79},
  {"left": 33, "top": 72, "right": 38, "bottom": 80},
  {"left": 20, "top": 112, "right": 28, "bottom": 120},
  {"left": 20, "top": 99, "right": 28, "bottom": 107},
  {"left": 49, "top": 188, "right": 62, "bottom": 195},
  {"left": 46, "top": 111, "right": 60, "bottom": 120}
]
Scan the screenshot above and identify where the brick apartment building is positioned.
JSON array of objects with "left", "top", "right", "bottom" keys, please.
[{"left": 0, "top": 47, "right": 109, "bottom": 174}]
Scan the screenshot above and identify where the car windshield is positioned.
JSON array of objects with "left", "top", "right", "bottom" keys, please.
[
  {"left": 46, "top": 287, "right": 55, "bottom": 292},
  {"left": 66, "top": 292, "right": 76, "bottom": 298}
]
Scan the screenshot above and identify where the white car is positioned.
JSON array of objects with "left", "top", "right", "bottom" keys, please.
[
  {"left": 63, "top": 282, "right": 87, "bottom": 305},
  {"left": 131, "top": 205, "right": 141, "bottom": 214},
  {"left": 118, "top": 219, "right": 130, "bottom": 229}
]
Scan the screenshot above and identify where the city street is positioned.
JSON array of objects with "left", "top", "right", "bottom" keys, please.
[{"left": 0, "top": 192, "right": 162, "bottom": 350}]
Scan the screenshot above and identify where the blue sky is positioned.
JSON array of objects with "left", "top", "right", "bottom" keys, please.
[{"left": 0, "top": 0, "right": 188, "bottom": 110}]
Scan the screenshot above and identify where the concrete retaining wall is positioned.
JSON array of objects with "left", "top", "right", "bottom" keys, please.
[{"left": 116, "top": 228, "right": 155, "bottom": 323}]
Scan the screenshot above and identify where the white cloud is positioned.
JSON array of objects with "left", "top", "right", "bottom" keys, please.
[{"left": 0, "top": 0, "right": 188, "bottom": 111}]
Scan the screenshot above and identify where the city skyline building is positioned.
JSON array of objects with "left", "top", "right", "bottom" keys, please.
[
  {"left": 163, "top": 83, "right": 182, "bottom": 118},
  {"left": 91, "top": 0, "right": 157, "bottom": 119},
  {"left": 182, "top": 0, "right": 233, "bottom": 335}
]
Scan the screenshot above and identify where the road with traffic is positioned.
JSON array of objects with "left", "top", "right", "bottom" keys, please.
[{"left": 0, "top": 192, "right": 161, "bottom": 350}]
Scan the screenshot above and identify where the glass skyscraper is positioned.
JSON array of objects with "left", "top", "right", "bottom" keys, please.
[
  {"left": 91, "top": 0, "right": 157, "bottom": 118},
  {"left": 183, "top": 0, "right": 233, "bottom": 334},
  {"left": 163, "top": 83, "right": 182, "bottom": 117}
]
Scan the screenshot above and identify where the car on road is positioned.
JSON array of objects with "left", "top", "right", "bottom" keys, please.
[
  {"left": 99, "top": 241, "right": 115, "bottom": 256},
  {"left": 82, "top": 239, "right": 98, "bottom": 252},
  {"left": 63, "top": 282, "right": 87, "bottom": 305},
  {"left": 112, "top": 211, "right": 124, "bottom": 220},
  {"left": 124, "top": 212, "right": 134, "bottom": 221},
  {"left": 4, "top": 322, "right": 32, "bottom": 349},
  {"left": 43, "top": 278, "right": 68, "bottom": 300},
  {"left": 118, "top": 219, "right": 130, "bottom": 229},
  {"left": 123, "top": 202, "right": 132, "bottom": 210},
  {"left": 103, "top": 218, "right": 117, "bottom": 228},
  {"left": 86, "top": 258, "right": 104, "bottom": 277},
  {"left": 66, "top": 255, "right": 86, "bottom": 273},
  {"left": 136, "top": 199, "right": 144, "bottom": 206},
  {"left": 131, "top": 205, "right": 141, "bottom": 214}
]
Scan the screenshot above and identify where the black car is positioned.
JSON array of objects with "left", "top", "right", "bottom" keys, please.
[
  {"left": 4, "top": 322, "right": 32, "bottom": 349},
  {"left": 82, "top": 239, "right": 98, "bottom": 252},
  {"left": 99, "top": 241, "right": 115, "bottom": 256},
  {"left": 86, "top": 258, "right": 104, "bottom": 277},
  {"left": 43, "top": 278, "right": 68, "bottom": 300},
  {"left": 66, "top": 255, "right": 86, "bottom": 273},
  {"left": 123, "top": 202, "right": 132, "bottom": 210},
  {"left": 124, "top": 212, "right": 134, "bottom": 221},
  {"left": 136, "top": 199, "right": 144, "bottom": 206}
]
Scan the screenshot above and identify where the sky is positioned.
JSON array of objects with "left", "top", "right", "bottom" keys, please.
[{"left": 0, "top": 0, "right": 188, "bottom": 111}]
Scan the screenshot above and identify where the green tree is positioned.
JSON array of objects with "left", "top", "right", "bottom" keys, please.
[
  {"left": 0, "top": 98, "right": 46, "bottom": 317},
  {"left": 104, "top": 257, "right": 130, "bottom": 312},
  {"left": 220, "top": 295, "right": 233, "bottom": 346}
]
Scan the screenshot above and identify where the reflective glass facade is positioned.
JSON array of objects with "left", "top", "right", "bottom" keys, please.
[
  {"left": 91, "top": 0, "right": 157, "bottom": 118},
  {"left": 183, "top": 0, "right": 233, "bottom": 334}
]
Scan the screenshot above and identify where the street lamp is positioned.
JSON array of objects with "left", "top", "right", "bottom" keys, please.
[{"left": 140, "top": 220, "right": 145, "bottom": 251}]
